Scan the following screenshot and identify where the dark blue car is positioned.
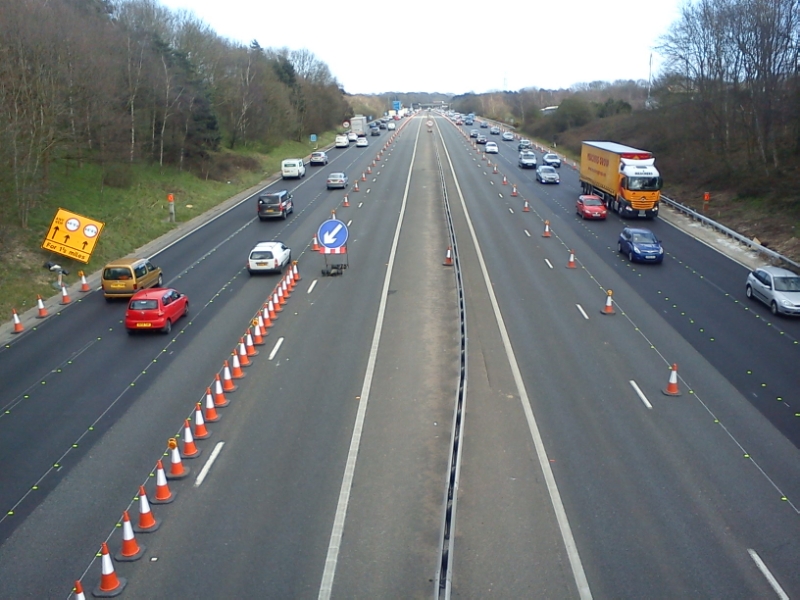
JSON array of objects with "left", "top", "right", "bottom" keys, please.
[{"left": 618, "top": 227, "right": 664, "bottom": 263}]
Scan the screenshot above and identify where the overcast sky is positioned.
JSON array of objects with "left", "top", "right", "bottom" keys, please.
[{"left": 157, "top": 0, "right": 685, "bottom": 95}]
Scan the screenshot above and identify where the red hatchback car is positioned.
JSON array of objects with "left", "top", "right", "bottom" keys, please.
[
  {"left": 125, "top": 288, "right": 188, "bottom": 334},
  {"left": 576, "top": 195, "right": 608, "bottom": 220}
]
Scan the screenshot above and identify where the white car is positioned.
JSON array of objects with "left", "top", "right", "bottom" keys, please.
[
  {"left": 485, "top": 141, "right": 499, "bottom": 154},
  {"left": 542, "top": 153, "right": 562, "bottom": 168},
  {"left": 335, "top": 135, "right": 349, "bottom": 148},
  {"left": 310, "top": 151, "right": 328, "bottom": 166},
  {"left": 501, "top": 132, "right": 515, "bottom": 141},
  {"left": 347, "top": 132, "right": 358, "bottom": 141},
  {"left": 746, "top": 266, "right": 800, "bottom": 316},
  {"left": 356, "top": 137, "right": 368, "bottom": 147},
  {"left": 387, "top": 122, "right": 396, "bottom": 130},
  {"left": 247, "top": 241, "right": 291, "bottom": 275}
]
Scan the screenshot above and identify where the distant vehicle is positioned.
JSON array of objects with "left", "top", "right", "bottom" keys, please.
[
  {"left": 350, "top": 114, "right": 369, "bottom": 137},
  {"left": 579, "top": 141, "right": 662, "bottom": 218},
  {"left": 576, "top": 195, "right": 607, "bottom": 219},
  {"left": 257, "top": 190, "right": 294, "bottom": 220},
  {"left": 247, "top": 241, "right": 291, "bottom": 275},
  {"left": 347, "top": 132, "right": 358, "bottom": 142},
  {"left": 536, "top": 165, "right": 560, "bottom": 184},
  {"left": 456, "top": 118, "right": 463, "bottom": 125},
  {"left": 542, "top": 153, "right": 562, "bottom": 168},
  {"left": 125, "top": 288, "right": 188, "bottom": 334},
  {"left": 378, "top": 122, "right": 387, "bottom": 129},
  {"left": 476, "top": 135, "right": 488, "bottom": 144},
  {"left": 470, "top": 129, "right": 479, "bottom": 138},
  {"left": 101, "top": 258, "right": 162, "bottom": 301},
  {"left": 370, "top": 127, "right": 381, "bottom": 136},
  {"left": 335, "top": 135, "right": 349, "bottom": 148},
  {"left": 356, "top": 137, "right": 368, "bottom": 147},
  {"left": 480, "top": 121, "right": 489, "bottom": 128},
  {"left": 310, "top": 151, "right": 328, "bottom": 166},
  {"left": 326, "top": 172, "right": 348, "bottom": 189},
  {"left": 281, "top": 158, "right": 306, "bottom": 179},
  {"left": 617, "top": 227, "right": 663, "bottom": 263},
  {"left": 745, "top": 266, "right": 800, "bottom": 316},
  {"left": 387, "top": 122, "right": 396, "bottom": 130},
  {"left": 518, "top": 139, "right": 532, "bottom": 150},
  {"left": 490, "top": 126, "right": 501, "bottom": 135},
  {"left": 501, "top": 131, "right": 514, "bottom": 141},
  {"left": 518, "top": 151, "right": 537, "bottom": 169},
  {"left": 485, "top": 141, "right": 499, "bottom": 154}
]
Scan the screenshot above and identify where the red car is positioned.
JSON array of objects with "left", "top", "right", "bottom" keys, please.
[
  {"left": 576, "top": 195, "right": 608, "bottom": 220},
  {"left": 125, "top": 288, "right": 189, "bottom": 334}
]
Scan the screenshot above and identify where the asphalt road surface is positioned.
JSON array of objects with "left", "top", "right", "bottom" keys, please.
[{"left": 0, "top": 114, "right": 798, "bottom": 599}]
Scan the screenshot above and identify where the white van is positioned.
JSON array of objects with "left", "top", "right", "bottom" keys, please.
[
  {"left": 335, "top": 135, "right": 349, "bottom": 148},
  {"left": 281, "top": 159, "right": 306, "bottom": 179}
]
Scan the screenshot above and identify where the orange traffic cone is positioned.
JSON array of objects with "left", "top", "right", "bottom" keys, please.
[
  {"left": 133, "top": 485, "right": 160, "bottom": 532},
  {"left": 492, "top": 164, "right": 498, "bottom": 174},
  {"left": 79, "top": 271, "right": 91, "bottom": 292},
  {"left": 361, "top": 172, "right": 366, "bottom": 181},
  {"left": 600, "top": 290, "right": 616, "bottom": 315},
  {"left": 36, "top": 295, "right": 48, "bottom": 318},
  {"left": 73, "top": 580, "right": 86, "bottom": 600},
  {"left": 152, "top": 459, "right": 177, "bottom": 503},
  {"left": 511, "top": 184, "right": 518, "bottom": 197},
  {"left": 93, "top": 543, "right": 126, "bottom": 596},
  {"left": 60, "top": 285, "right": 71, "bottom": 305},
  {"left": 262, "top": 304, "right": 274, "bottom": 329},
  {"left": 353, "top": 181, "right": 360, "bottom": 192},
  {"left": 292, "top": 261, "right": 301, "bottom": 282},
  {"left": 192, "top": 404, "right": 210, "bottom": 441},
  {"left": 180, "top": 419, "right": 201, "bottom": 458},
  {"left": 222, "top": 360, "right": 237, "bottom": 391},
  {"left": 269, "top": 297, "right": 279, "bottom": 319},
  {"left": 204, "top": 388, "right": 220, "bottom": 422},
  {"left": 166, "top": 439, "right": 191, "bottom": 480},
  {"left": 566, "top": 250, "right": 577, "bottom": 269},
  {"left": 244, "top": 331, "right": 258, "bottom": 357},
  {"left": 542, "top": 220, "right": 552, "bottom": 237},
  {"left": 11, "top": 309, "right": 23, "bottom": 333},
  {"left": 522, "top": 200, "right": 531, "bottom": 212},
  {"left": 281, "top": 278, "right": 290, "bottom": 301},
  {"left": 312, "top": 235, "right": 320, "bottom": 252},
  {"left": 342, "top": 194, "right": 350, "bottom": 207},
  {"left": 286, "top": 271, "right": 296, "bottom": 292},
  {"left": 443, "top": 246, "right": 454, "bottom": 266},
  {"left": 115, "top": 510, "right": 146, "bottom": 561},
  {"left": 213, "top": 374, "right": 229, "bottom": 406},
  {"left": 367, "top": 165, "right": 372, "bottom": 174},
  {"left": 482, "top": 153, "right": 487, "bottom": 161},
  {"left": 276, "top": 286, "right": 286, "bottom": 309},
  {"left": 273, "top": 291, "right": 283, "bottom": 313},
  {"left": 502, "top": 175, "right": 508, "bottom": 185},
  {"left": 252, "top": 320, "right": 265, "bottom": 345},
  {"left": 237, "top": 338, "right": 251, "bottom": 367},
  {"left": 663, "top": 364, "right": 682, "bottom": 396}
]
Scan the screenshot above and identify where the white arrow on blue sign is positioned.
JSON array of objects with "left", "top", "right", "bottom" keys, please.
[{"left": 317, "top": 219, "right": 348, "bottom": 249}]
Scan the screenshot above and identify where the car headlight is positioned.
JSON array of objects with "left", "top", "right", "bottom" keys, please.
[
  {"left": 658, "top": 248, "right": 664, "bottom": 254},
  {"left": 632, "top": 245, "right": 642, "bottom": 254},
  {"left": 781, "top": 298, "right": 792, "bottom": 306}
]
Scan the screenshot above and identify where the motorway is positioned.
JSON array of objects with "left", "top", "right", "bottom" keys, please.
[{"left": 0, "top": 114, "right": 799, "bottom": 599}]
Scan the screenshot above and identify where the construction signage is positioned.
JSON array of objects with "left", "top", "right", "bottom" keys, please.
[{"left": 41, "top": 208, "right": 105, "bottom": 264}]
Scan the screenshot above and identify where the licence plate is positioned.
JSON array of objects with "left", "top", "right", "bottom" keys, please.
[
  {"left": 645, "top": 256, "right": 656, "bottom": 260},
  {"left": 256, "top": 262, "right": 269, "bottom": 266},
  {"left": 136, "top": 323, "right": 152, "bottom": 328},
  {"left": 639, "top": 210, "right": 647, "bottom": 217}
]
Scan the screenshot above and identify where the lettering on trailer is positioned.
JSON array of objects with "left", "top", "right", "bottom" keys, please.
[{"left": 586, "top": 152, "right": 610, "bottom": 167}]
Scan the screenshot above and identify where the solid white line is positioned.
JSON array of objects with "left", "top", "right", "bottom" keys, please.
[
  {"left": 268, "top": 337, "right": 284, "bottom": 360},
  {"left": 629, "top": 380, "right": 653, "bottom": 409},
  {"left": 317, "top": 119, "right": 421, "bottom": 600},
  {"left": 748, "top": 548, "right": 790, "bottom": 599},
  {"left": 524, "top": 229, "right": 531, "bottom": 237},
  {"left": 440, "top": 128, "right": 593, "bottom": 599},
  {"left": 307, "top": 280, "right": 317, "bottom": 294},
  {"left": 545, "top": 259, "right": 554, "bottom": 269},
  {"left": 194, "top": 442, "right": 224, "bottom": 487},
  {"left": 576, "top": 304, "right": 589, "bottom": 320}
]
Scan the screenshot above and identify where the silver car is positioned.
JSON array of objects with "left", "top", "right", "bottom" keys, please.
[
  {"left": 542, "top": 153, "right": 562, "bottom": 168},
  {"left": 745, "top": 266, "right": 800, "bottom": 316},
  {"left": 536, "top": 165, "right": 560, "bottom": 184}
]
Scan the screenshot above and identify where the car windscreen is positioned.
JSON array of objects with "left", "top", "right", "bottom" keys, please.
[
  {"left": 250, "top": 251, "right": 274, "bottom": 260},
  {"left": 583, "top": 198, "right": 603, "bottom": 206},
  {"left": 541, "top": 167, "right": 555, "bottom": 173},
  {"left": 130, "top": 299, "right": 158, "bottom": 310},
  {"left": 774, "top": 276, "right": 800, "bottom": 292},
  {"left": 632, "top": 232, "right": 657, "bottom": 244}
]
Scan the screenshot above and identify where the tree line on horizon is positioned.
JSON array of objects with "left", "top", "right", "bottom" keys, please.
[{"left": 0, "top": 0, "right": 350, "bottom": 230}]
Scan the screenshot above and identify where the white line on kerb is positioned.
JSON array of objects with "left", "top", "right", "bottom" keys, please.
[
  {"left": 576, "top": 304, "right": 589, "bottom": 320},
  {"left": 307, "top": 280, "right": 317, "bottom": 294},
  {"left": 194, "top": 441, "right": 224, "bottom": 487},
  {"left": 629, "top": 380, "right": 653, "bottom": 409},
  {"left": 748, "top": 548, "right": 789, "bottom": 599},
  {"left": 268, "top": 337, "right": 284, "bottom": 360},
  {"left": 545, "top": 259, "right": 554, "bottom": 269}
]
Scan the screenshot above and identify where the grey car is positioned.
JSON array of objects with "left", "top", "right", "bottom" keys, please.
[
  {"left": 518, "top": 151, "right": 537, "bottom": 169},
  {"left": 542, "top": 153, "right": 562, "bottom": 168},
  {"left": 745, "top": 266, "right": 800, "bottom": 315},
  {"left": 536, "top": 165, "right": 560, "bottom": 184}
]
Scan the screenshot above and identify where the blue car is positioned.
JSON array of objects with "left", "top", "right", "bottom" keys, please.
[{"left": 618, "top": 227, "right": 664, "bottom": 263}]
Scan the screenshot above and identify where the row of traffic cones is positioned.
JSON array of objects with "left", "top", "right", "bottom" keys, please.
[{"left": 8, "top": 271, "right": 93, "bottom": 334}]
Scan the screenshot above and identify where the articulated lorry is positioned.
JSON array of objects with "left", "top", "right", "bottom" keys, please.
[
  {"left": 351, "top": 115, "right": 369, "bottom": 137},
  {"left": 579, "top": 141, "right": 662, "bottom": 219}
]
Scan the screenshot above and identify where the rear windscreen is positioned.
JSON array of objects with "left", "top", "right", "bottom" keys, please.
[
  {"left": 250, "top": 251, "right": 274, "bottom": 260},
  {"left": 129, "top": 299, "right": 158, "bottom": 310},
  {"left": 259, "top": 195, "right": 282, "bottom": 206},
  {"left": 103, "top": 267, "right": 133, "bottom": 280}
]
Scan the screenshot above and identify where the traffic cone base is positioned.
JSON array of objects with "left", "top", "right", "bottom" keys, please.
[
  {"left": 542, "top": 221, "right": 552, "bottom": 237},
  {"left": 600, "top": 293, "right": 616, "bottom": 315},
  {"left": 663, "top": 364, "right": 682, "bottom": 396}
]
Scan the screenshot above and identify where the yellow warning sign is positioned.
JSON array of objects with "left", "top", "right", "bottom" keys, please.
[{"left": 41, "top": 208, "right": 105, "bottom": 264}]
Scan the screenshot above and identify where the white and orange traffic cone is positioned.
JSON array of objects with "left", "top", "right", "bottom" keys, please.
[
  {"left": 222, "top": 360, "right": 237, "bottom": 391},
  {"left": 152, "top": 459, "right": 177, "bottom": 503},
  {"left": 269, "top": 296, "right": 279, "bottom": 319},
  {"left": 276, "top": 286, "right": 286, "bottom": 309},
  {"left": 280, "top": 277, "right": 290, "bottom": 301},
  {"left": 523, "top": 200, "right": 531, "bottom": 212},
  {"left": 115, "top": 510, "right": 146, "bottom": 561},
  {"left": 502, "top": 175, "right": 508, "bottom": 185},
  {"left": 273, "top": 291, "right": 283, "bottom": 313},
  {"left": 361, "top": 172, "right": 366, "bottom": 182},
  {"left": 244, "top": 331, "right": 258, "bottom": 357},
  {"left": 11, "top": 309, "right": 23, "bottom": 333},
  {"left": 600, "top": 290, "right": 616, "bottom": 315},
  {"left": 181, "top": 419, "right": 201, "bottom": 458},
  {"left": 312, "top": 235, "right": 320, "bottom": 252},
  {"left": 566, "top": 250, "right": 577, "bottom": 269},
  {"left": 292, "top": 261, "right": 301, "bottom": 282},
  {"left": 286, "top": 271, "right": 296, "bottom": 293},
  {"left": 60, "top": 285, "right": 71, "bottom": 305},
  {"left": 192, "top": 403, "right": 210, "bottom": 441},
  {"left": 166, "top": 439, "right": 191, "bottom": 480},
  {"left": 443, "top": 246, "right": 454, "bottom": 266},
  {"left": 492, "top": 164, "right": 498, "bottom": 174},
  {"left": 542, "top": 220, "right": 552, "bottom": 237},
  {"left": 367, "top": 165, "right": 372, "bottom": 174},
  {"left": 79, "top": 271, "right": 91, "bottom": 293},
  {"left": 237, "top": 338, "right": 251, "bottom": 367},
  {"left": 133, "top": 485, "right": 160, "bottom": 532},
  {"left": 73, "top": 580, "right": 86, "bottom": 600},
  {"left": 36, "top": 295, "right": 48, "bottom": 318},
  {"left": 262, "top": 304, "right": 274, "bottom": 329},
  {"left": 353, "top": 181, "right": 360, "bottom": 192},
  {"left": 663, "top": 364, "right": 682, "bottom": 396},
  {"left": 342, "top": 194, "right": 350, "bottom": 207},
  {"left": 230, "top": 352, "right": 245, "bottom": 379},
  {"left": 204, "top": 388, "right": 220, "bottom": 422},
  {"left": 93, "top": 543, "right": 126, "bottom": 597},
  {"left": 213, "top": 374, "right": 229, "bottom": 406},
  {"left": 252, "top": 319, "right": 265, "bottom": 345},
  {"left": 511, "top": 184, "right": 518, "bottom": 197}
]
